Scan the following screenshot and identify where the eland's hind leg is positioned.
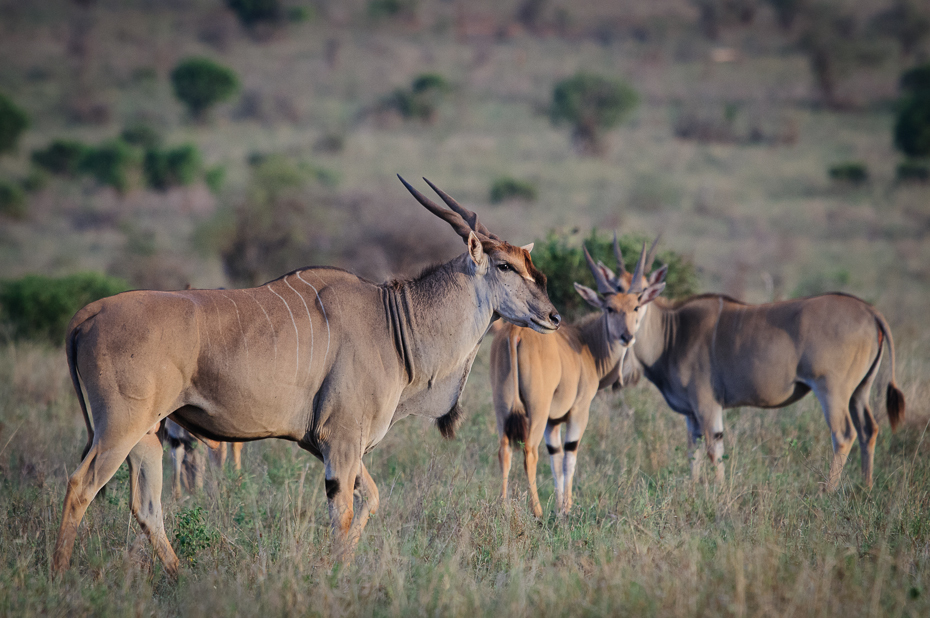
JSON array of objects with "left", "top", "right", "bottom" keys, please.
[
  {"left": 850, "top": 376, "right": 880, "bottom": 489},
  {"left": 812, "top": 381, "right": 856, "bottom": 492},
  {"left": 231, "top": 442, "right": 244, "bottom": 471},
  {"left": 127, "top": 432, "right": 180, "bottom": 576},
  {"left": 560, "top": 407, "right": 590, "bottom": 515},
  {"left": 53, "top": 424, "right": 153, "bottom": 573},
  {"left": 499, "top": 434, "right": 513, "bottom": 501}
]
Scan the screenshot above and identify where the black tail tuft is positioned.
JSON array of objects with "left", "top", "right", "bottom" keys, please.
[
  {"left": 437, "top": 403, "right": 464, "bottom": 440},
  {"left": 887, "top": 382, "right": 906, "bottom": 431},
  {"left": 504, "top": 407, "right": 528, "bottom": 444}
]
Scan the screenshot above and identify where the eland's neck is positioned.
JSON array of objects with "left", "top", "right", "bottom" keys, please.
[
  {"left": 576, "top": 314, "right": 627, "bottom": 381},
  {"left": 382, "top": 253, "right": 492, "bottom": 385},
  {"left": 632, "top": 298, "right": 672, "bottom": 368}
]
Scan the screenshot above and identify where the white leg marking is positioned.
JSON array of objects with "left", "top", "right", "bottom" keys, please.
[
  {"left": 244, "top": 289, "right": 277, "bottom": 371},
  {"left": 268, "top": 283, "right": 300, "bottom": 382},
  {"left": 285, "top": 276, "right": 314, "bottom": 382},
  {"left": 299, "top": 271, "right": 331, "bottom": 366}
]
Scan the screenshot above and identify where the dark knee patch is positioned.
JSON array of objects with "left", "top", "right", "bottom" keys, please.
[
  {"left": 564, "top": 440, "right": 579, "bottom": 452},
  {"left": 546, "top": 444, "right": 562, "bottom": 455},
  {"left": 325, "top": 478, "right": 340, "bottom": 500},
  {"left": 713, "top": 432, "right": 724, "bottom": 441}
]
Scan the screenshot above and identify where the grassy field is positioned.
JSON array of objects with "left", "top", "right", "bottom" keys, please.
[{"left": 2, "top": 0, "right": 930, "bottom": 615}]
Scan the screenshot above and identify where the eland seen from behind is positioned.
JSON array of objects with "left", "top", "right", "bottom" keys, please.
[
  {"left": 491, "top": 239, "right": 666, "bottom": 516},
  {"left": 53, "top": 176, "right": 561, "bottom": 577}
]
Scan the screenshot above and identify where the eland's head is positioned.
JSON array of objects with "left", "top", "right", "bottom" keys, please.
[
  {"left": 398, "top": 175, "right": 561, "bottom": 333},
  {"left": 574, "top": 239, "right": 666, "bottom": 348}
]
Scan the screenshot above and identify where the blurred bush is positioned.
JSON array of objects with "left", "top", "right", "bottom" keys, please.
[
  {"left": 530, "top": 229, "right": 698, "bottom": 321},
  {"left": 144, "top": 144, "right": 202, "bottom": 191},
  {"left": 171, "top": 57, "right": 240, "bottom": 120},
  {"left": 226, "top": 0, "right": 282, "bottom": 28},
  {"left": 382, "top": 73, "right": 450, "bottom": 123},
  {"left": 895, "top": 64, "right": 930, "bottom": 159},
  {"left": 79, "top": 140, "right": 138, "bottom": 192},
  {"left": 368, "top": 0, "right": 417, "bottom": 20},
  {"left": 900, "top": 63, "right": 930, "bottom": 97},
  {"left": 0, "top": 272, "right": 129, "bottom": 343},
  {"left": 896, "top": 160, "right": 929, "bottom": 182},
  {"left": 120, "top": 123, "right": 162, "bottom": 149},
  {"left": 0, "top": 93, "right": 29, "bottom": 156},
  {"left": 489, "top": 176, "right": 537, "bottom": 203},
  {"left": 0, "top": 180, "right": 27, "bottom": 219},
  {"left": 691, "top": 0, "right": 757, "bottom": 40},
  {"left": 31, "top": 140, "right": 88, "bottom": 176},
  {"left": 550, "top": 73, "right": 638, "bottom": 155},
  {"left": 205, "top": 165, "right": 226, "bottom": 194},
  {"left": 828, "top": 161, "right": 869, "bottom": 184},
  {"left": 765, "top": 0, "right": 807, "bottom": 32}
]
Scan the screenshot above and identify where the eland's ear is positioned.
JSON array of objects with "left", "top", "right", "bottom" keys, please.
[
  {"left": 649, "top": 264, "right": 669, "bottom": 286},
  {"left": 639, "top": 282, "right": 666, "bottom": 305},
  {"left": 467, "top": 231, "right": 485, "bottom": 265},
  {"left": 521, "top": 242, "right": 534, "bottom": 254},
  {"left": 574, "top": 283, "right": 603, "bottom": 309}
]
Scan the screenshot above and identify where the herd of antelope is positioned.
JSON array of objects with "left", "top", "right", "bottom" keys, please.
[{"left": 52, "top": 176, "right": 905, "bottom": 577}]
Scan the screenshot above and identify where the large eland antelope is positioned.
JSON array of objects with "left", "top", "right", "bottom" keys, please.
[
  {"left": 53, "top": 177, "right": 560, "bottom": 576},
  {"left": 491, "top": 241, "right": 666, "bottom": 517},
  {"left": 608, "top": 251, "right": 905, "bottom": 491}
]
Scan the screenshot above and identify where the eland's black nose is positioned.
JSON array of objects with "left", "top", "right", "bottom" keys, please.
[
  {"left": 620, "top": 332, "right": 633, "bottom": 345},
  {"left": 549, "top": 312, "right": 561, "bottom": 328}
]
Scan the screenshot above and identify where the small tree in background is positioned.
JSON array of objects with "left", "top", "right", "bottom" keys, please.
[
  {"left": 171, "top": 57, "right": 240, "bottom": 121},
  {"left": 894, "top": 63, "right": 930, "bottom": 179},
  {"left": 144, "top": 144, "right": 202, "bottom": 191},
  {"left": 382, "top": 73, "right": 450, "bottom": 123},
  {"left": 31, "top": 140, "right": 89, "bottom": 176},
  {"left": 797, "top": 4, "right": 861, "bottom": 108},
  {"left": 691, "top": 0, "right": 758, "bottom": 41},
  {"left": 530, "top": 229, "right": 698, "bottom": 321},
  {"left": 226, "top": 0, "right": 283, "bottom": 28},
  {"left": 0, "top": 93, "right": 29, "bottom": 157},
  {"left": 550, "top": 73, "right": 638, "bottom": 156}
]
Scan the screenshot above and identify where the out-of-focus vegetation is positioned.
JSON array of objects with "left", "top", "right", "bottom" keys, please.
[
  {"left": 0, "top": 273, "right": 128, "bottom": 343},
  {"left": 0, "top": 92, "right": 28, "bottom": 156},
  {"left": 531, "top": 229, "right": 699, "bottom": 320},
  {"left": 828, "top": 160, "right": 869, "bottom": 184},
  {"left": 171, "top": 57, "right": 240, "bottom": 120},
  {"left": 0, "top": 179, "right": 26, "bottom": 219},
  {"left": 489, "top": 176, "right": 537, "bottom": 204},
  {"left": 550, "top": 72, "right": 638, "bottom": 155}
]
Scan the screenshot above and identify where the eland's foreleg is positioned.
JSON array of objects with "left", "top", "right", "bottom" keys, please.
[
  {"left": 127, "top": 431, "right": 180, "bottom": 577},
  {"left": 686, "top": 414, "right": 704, "bottom": 483},
  {"left": 322, "top": 444, "right": 362, "bottom": 562},
  {"left": 523, "top": 412, "right": 548, "bottom": 518},
  {"left": 698, "top": 404, "right": 726, "bottom": 485},
  {"left": 231, "top": 442, "right": 244, "bottom": 471},
  {"left": 560, "top": 408, "right": 590, "bottom": 515},
  {"left": 347, "top": 462, "right": 379, "bottom": 549},
  {"left": 543, "top": 422, "right": 565, "bottom": 513}
]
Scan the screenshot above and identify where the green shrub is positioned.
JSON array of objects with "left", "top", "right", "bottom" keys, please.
[
  {"left": 894, "top": 95, "right": 930, "bottom": 158},
  {"left": 489, "top": 176, "right": 537, "bottom": 203},
  {"left": 530, "top": 229, "right": 699, "bottom": 321},
  {"left": 765, "top": 0, "right": 807, "bottom": 31},
  {"left": 120, "top": 123, "right": 162, "bottom": 149},
  {"left": 0, "top": 93, "right": 29, "bottom": 156},
  {"left": 31, "top": 140, "right": 89, "bottom": 176},
  {"left": 901, "top": 63, "right": 930, "bottom": 97},
  {"left": 173, "top": 506, "right": 218, "bottom": 567},
  {"left": 79, "top": 140, "right": 138, "bottom": 192},
  {"left": 368, "top": 0, "right": 417, "bottom": 20},
  {"left": 21, "top": 168, "right": 48, "bottom": 192},
  {"left": 0, "top": 272, "right": 129, "bottom": 343},
  {"left": 550, "top": 73, "right": 638, "bottom": 155},
  {"left": 144, "top": 144, "right": 202, "bottom": 191},
  {"left": 226, "top": 0, "right": 282, "bottom": 28},
  {"left": 0, "top": 180, "right": 26, "bottom": 219},
  {"left": 205, "top": 165, "right": 226, "bottom": 194},
  {"left": 828, "top": 161, "right": 869, "bottom": 184},
  {"left": 897, "top": 160, "right": 930, "bottom": 181},
  {"left": 171, "top": 57, "right": 240, "bottom": 120},
  {"left": 383, "top": 73, "right": 450, "bottom": 123}
]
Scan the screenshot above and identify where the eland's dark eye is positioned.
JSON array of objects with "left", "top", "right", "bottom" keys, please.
[
  {"left": 497, "top": 263, "right": 512, "bottom": 273},
  {"left": 634, "top": 306, "right": 639, "bottom": 312},
  {"left": 606, "top": 307, "right": 615, "bottom": 314}
]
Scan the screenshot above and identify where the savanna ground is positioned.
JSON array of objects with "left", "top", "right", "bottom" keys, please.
[{"left": 1, "top": 1, "right": 930, "bottom": 615}]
